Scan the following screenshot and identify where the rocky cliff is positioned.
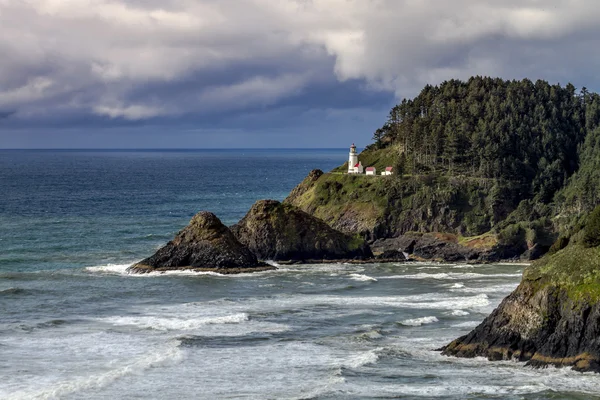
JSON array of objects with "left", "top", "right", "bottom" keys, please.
[
  {"left": 284, "top": 169, "right": 549, "bottom": 261},
  {"left": 230, "top": 199, "right": 372, "bottom": 262},
  {"left": 129, "top": 211, "right": 274, "bottom": 274},
  {"left": 442, "top": 245, "right": 600, "bottom": 372}
]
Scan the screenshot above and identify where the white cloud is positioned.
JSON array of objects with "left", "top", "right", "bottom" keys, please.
[
  {"left": 93, "top": 104, "right": 169, "bottom": 120},
  {"left": 1, "top": 0, "right": 600, "bottom": 123}
]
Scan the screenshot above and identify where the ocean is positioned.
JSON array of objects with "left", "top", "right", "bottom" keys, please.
[{"left": 1, "top": 149, "right": 599, "bottom": 399}]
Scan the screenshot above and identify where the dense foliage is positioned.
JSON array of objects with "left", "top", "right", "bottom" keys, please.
[
  {"left": 372, "top": 77, "right": 600, "bottom": 205},
  {"left": 583, "top": 206, "right": 600, "bottom": 248}
]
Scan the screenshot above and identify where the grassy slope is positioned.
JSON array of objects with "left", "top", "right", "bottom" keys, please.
[
  {"left": 332, "top": 145, "right": 400, "bottom": 174},
  {"left": 285, "top": 172, "right": 389, "bottom": 236},
  {"left": 525, "top": 245, "right": 600, "bottom": 301}
]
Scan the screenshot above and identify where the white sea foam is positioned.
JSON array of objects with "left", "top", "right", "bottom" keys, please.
[
  {"left": 6, "top": 341, "right": 183, "bottom": 400},
  {"left": 101, "top": 313, "right": 249, "bottom": 331},
  {"left": 349, "top": 273, "right": 377, "bottom": 282},
  {"left": 451, "top": 282, "right": 465, "bottom": 288},
  {"left": 449, "top": 310, "right": 470, "bottom": 316},
  {"left": 343, "top": 348, "right": 381, "bottom": 368},
  {"left": 454, "top": 283, "right": 519, "bottom": 294},
  {"left": 85, "top": 263, "right": 132, "bottom": 275},
  {"left": 381, "top": 272, "right": 522, "bottom": 280},
  {"left": 400, "top": 316, "right": 439, "bottom": 326},
  {"left": 452, "top": 321, "right": 480, "bottom": 328},
  {"left": 86, "top": 263, "right": 232, "bottom": 278}
]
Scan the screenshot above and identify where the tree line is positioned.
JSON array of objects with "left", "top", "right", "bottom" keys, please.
[{"left": 371, "top": 76, "right": 600, "bottom": 205}]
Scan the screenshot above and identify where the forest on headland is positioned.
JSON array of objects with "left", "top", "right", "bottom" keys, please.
[
  {"left": 372, "top": 76, "right": 600, "bottom": 208},
  {"left": 289, "top": 77, "right": 600, "bottom": 259}
]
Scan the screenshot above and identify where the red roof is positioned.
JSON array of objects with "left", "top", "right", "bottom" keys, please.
[
  {"left": 366, "top": 167, "right": 375, "bottom": 171},
  {"left": 354, "top": 163, "right": 360, "bottom": 167},
  {"left": 385, "top": 166, "right": 393, "bottom": 171}
]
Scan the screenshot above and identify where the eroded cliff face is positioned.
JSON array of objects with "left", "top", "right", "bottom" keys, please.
[
  {"left": 129, "top": 211, "right": 273, "bottom": 273},
  {"left": 230, "top": 199, "right": 372, "bottom": 262},
  {"left": 285, "top": 170, "right": 525, "bottom": 239},
  {"left": 443, "top": 246, "right": 600, "bottom": 372}
]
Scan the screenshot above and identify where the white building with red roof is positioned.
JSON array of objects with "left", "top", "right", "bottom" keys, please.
[
  {"left": 351, "top": 161, "right": 364, "bottom": 174},
  {"left": 382, "top": 166, "right": 394, "bottom": 176},
  {"left": 366, "top": 166, "right": 376, "bottom": 176}
]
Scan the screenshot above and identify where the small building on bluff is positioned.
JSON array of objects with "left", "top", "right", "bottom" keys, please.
[
  {"left": 352, "top": 161, "right": 364, "bottom": 174},
  {"left": 366, "top": 167, "right": 376, "bottom": 176}
]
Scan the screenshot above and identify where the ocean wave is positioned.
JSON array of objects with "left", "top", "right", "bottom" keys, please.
[
  {"left": 0, "top": 287, "right": 25, "bottom": 295},
  {"left": 348, "top": 273, "right": 377, "bottom": 282},
  {"left": 450, "top": 283, "right": 465, "bottom": 288},
  {"left": 452, "top": 321, "right": 480, "bottom": 328},
  {"left": 449, "top": 310, "right": 470, "bottom": 316},
  {"left": 85, "top": 264, "right": 230, "bottom": 278},
  {"left": 101, "top": 313, "right": 249, "bottom": 331},
  {"left": 342, "top": 348, "right": 381, "bottom": 368},
  {"left": 399, "top": 316, "right": 439, "bottom": 327},
  {"left": 453, "top": 283, "right": 519, "bottom": 294},
  {"left": 6, "top": 341, "right": 183, "bottom": 400},
  {"left": 85, "top": 263, "right": 133, "bottom": 275},
  {"left": 380, "top": 272, "right": 522, "bottom": 280}
]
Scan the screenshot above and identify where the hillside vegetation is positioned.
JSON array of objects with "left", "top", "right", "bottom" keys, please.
[{"left": 287, "top": 77, "right": 600, "bottom": 259}]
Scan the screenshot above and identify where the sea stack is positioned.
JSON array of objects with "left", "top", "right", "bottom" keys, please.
[
  {"left": 129, "top": 211, "right": 274, "bottom": 274},
  {"left": 230, "top": 199, "right": 372, "bottom": 262}
]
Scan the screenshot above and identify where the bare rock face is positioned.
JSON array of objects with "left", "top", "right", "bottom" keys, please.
[
  {"left": 442, "top": 280, "right": 600, "bottom": 372},
  {"left": 129, "top": 211, "right": 273, "bottom": 274},
  {"left": 230, "top": 200, "right": 372, "bottom": 262}
]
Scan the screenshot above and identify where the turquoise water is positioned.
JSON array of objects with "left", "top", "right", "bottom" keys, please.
[{"left": 1, "top": 150, "right": 598, "bottom": 399}]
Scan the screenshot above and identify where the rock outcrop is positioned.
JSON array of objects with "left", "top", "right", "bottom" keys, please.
[
  {"left": 230, "top": 200, "right": 372, "bottom": 262},
  {"left": 442, "top": 245, "right": 600, "bottom": 372},
  {"left": 371, "top": 234, "right": 493, "bottom": 262},
  {"left": 129, "top": 211, "right": 274, "bottom": 274}
]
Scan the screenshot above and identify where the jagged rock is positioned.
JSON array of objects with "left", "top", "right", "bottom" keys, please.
[
  {"left": 442, "top": 245, "right": 600, "bottom": 372},
  {"left": 230, "top": 200, "right": 372, "bottom": 262},
  {"left": 371, "top": 234, "right": 486, "bottom": 262},
  {"left": 129, "top": 211, "right": 274, "bottom": 274}
]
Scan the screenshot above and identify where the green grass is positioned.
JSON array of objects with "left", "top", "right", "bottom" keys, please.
[
  {"left": 526, "top": 245, "right": 600, "bottom": 301},
  {"left": 331, "top": 145, "right": 400, "bottom": 173}
]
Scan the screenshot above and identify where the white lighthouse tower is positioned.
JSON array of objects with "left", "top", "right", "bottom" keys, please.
[{"left": 348, "top": 143, "right": 360, "bottom": 173}]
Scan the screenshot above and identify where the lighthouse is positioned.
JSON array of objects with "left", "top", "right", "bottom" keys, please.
[{"left": 348, "top": 143, "right": 358, "bottom": 173}]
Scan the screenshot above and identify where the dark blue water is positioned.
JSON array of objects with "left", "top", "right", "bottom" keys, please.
[
  {"left": 0, "top": 149, "right": 344, "bottom": 271},
  {"left": 0, "top": 150, "right": 595, "bottom": 399}
]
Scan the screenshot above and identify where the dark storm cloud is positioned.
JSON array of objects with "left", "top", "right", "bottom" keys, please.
[{"left": 1, "top": 0, "right": 600, "bottom": 147}]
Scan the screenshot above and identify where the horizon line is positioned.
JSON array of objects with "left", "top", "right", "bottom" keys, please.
[{"left": 0, "top": 147, "right": 356, "bottom": 151}]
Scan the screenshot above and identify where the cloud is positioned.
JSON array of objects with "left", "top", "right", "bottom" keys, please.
[{"left": 1, "top": 0, "right": 600, "bottom": 138}]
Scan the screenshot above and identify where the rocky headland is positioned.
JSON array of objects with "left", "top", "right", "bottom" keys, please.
[{"left": 442, "top": 244, "right": 600, "bottom": 372}]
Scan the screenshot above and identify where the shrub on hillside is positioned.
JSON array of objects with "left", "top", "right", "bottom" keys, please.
[
  {"left": 548, "top": 236, "right": 570, "bottom": 255},
  {"left": 583, "top": 206, "right": 600, "bottom": 248}
]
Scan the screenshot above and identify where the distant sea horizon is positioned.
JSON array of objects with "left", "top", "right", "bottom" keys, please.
[{"left": 0, "top": 147, "right": 354, "bottom": 151}]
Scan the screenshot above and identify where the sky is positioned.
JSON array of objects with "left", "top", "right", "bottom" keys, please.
[{"left": 2, "top": 0, "right": 600, "bottom": 148}]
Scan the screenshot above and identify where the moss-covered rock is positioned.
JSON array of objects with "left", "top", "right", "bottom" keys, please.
[
  {"left": 442, "top": 244, "right": 600, "bottom": 372},
  {"left": 129, "top": 211, "right": 273, "bottom": 273},
  {"left": 230, "top": 200, "right": 372, "bottom": 262}
]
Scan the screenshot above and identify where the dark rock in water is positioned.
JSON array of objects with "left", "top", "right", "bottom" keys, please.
[
  {"left": 230, "top": 200, "right": 372, "bottom": 262},
  {"left": 442, "top": 280, "right": 600, "bottom": 372},
  {"left": 371, "top": 234, "right": 485, "bottom": 262},
  {"left": 129, "top": 211, "right": 274, "bottom": 274},
  {"left": 442, "top": 245, "right": 600, "bottom": 372}
]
